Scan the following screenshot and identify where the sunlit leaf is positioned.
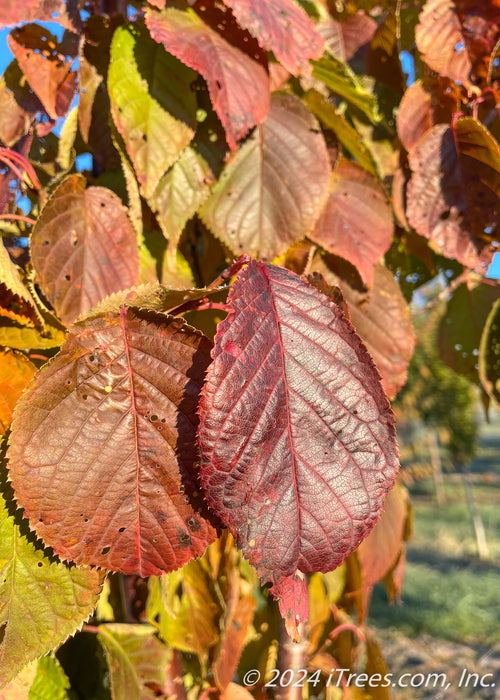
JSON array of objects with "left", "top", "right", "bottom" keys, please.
[
  {"left": 214, "top": 590, "right": 256, "bottom": 691},
  {"left": 147, "top": 560, "right": 221, "bottom": 657},
  {"left": 97, "top": 624, "right": 168, "bottom": 700},
  {"left": 396, "top": 81, "right": 432, "bottom": 152},
  {"left": 149, "top": 145, "right": 215, "bottom": 261},
  {"left": 0, "top": 661, "right": 37, "bottom": 697},
  {"left": 199, "top": 261, "right": 399, "bottom": 639},
  {"left": 30, "top": 174, "right": 140, "bottom": 324},
  {"left": 29, "top": 654, "right": 71, "bottom": 700},
  {"left": 309, "top": 159, "right": 394, "bottom": 287},
  {"left": 108, "top": 22, "right": 197, "bottom": 199},
  {"left": 356, "top": 483, "right": 410, "bottom": 589},
  {"left": 415, "top": 0, "right": 472, "bottom": 86},
  {"left": 0, "top": 349, "right": 36, "bottom": 436},
  {"left": 0, "top": 237, "right": 41, "bottom": 329},
  {"left": 479, "top": 297, "right": 500, "bottom": 406},
  {"left": 311, "top": 259, "right": 415, "bottom": 398},
  {"left": 305, "top": 90, "right": 378, "bottom": 176},
  {"left": 200, "top": 93, "right": 330, "bottom": 259},
  {"left": 145, "top": 7, "right": 270, "bottom": 150},
  {"left": 221, "top": 0, "right": 324, "bottom": 76},
  {"left": 406, "top": 119, "right": 500, "bottom": 272},
  {"left": 8, "top": 307, "right": 217, "bottom": 576},
  {"left": 438, "top": 281, "right": 500, "bottom": 384},
  {"left": 0, "top": 322, "right": 66, "bottom": 351},
  {"left": 312, "top": 53, "right": 381, "bottom": 124},
  {"left": 0, "top": 484, "right": 103, "bottom": 686},
  {"left": 7, "top": 24, "right": 77, "bottom": 120},
  {"left": 0, "top": 0, "right": 79, "bottom": 31},
  {"left": 318, "top": 11, "right": 376, "bottom": 62}
]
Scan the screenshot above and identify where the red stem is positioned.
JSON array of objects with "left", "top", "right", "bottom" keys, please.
[{"left": 0, "top": 214, "right": 37, "bottom": 226}]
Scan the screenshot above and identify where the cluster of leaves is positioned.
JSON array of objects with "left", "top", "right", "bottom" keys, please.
[{"left": 0, "top": 0, "right": 499, "bottom": 697}]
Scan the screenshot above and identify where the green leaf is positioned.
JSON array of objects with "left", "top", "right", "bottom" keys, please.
[
  {"left": 29, "top": 654, "right": 71, "bottom": 700},
  {"left": 56, "top": 106, "right": 78, "bottom": 172},
  {"left": 0, "top": 322, "right": 66, "bottom": 351},
  {"left": 312, "top": 53, "right": 381, "bottom": 124},
  {"left": 97, "top": 624, "right": 169, "bottom": 700},
  {"left": 149, "top": 146, "right": 214, "bottom": 266},
  {"left": 0, "top": 476, "right": 103, "bottom": 686},
  {"left": 200, "top": 93, "right": 330, "bottom": 259},
  {"left": 304, "top": 89, "right": 379, "bottom": 176},
  {"left": 479, "top": 297, "right": 500, "bottom": 405},
  {"left": 146, "top": 560, "right": 221, "bottom": 658},
  {"left": 108, "top": 22, "right": 197, "bottom": 199}
]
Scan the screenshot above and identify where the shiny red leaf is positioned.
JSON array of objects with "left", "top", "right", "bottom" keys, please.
[
  {"left": 309, "top": 159, "right": 394, "bottom": 288},
  {"left": 221, "top": 0, "right": 324, "bottom": 76},
  {"left": 7, "top": 24, "right": 77, "bottom": 120},
  {"left": 145, "top": 7, "right": 269, "bottom": 150},
  {"left": 406, "top": 119, "right": 500, "bottom": 273},
  {"left": 198, "top": 261, "right": 399, "bottom": 637},
  {"left": 8, "top": 307, "right": 217, "bottom": 576},
  {"left": 30, "top": 174, "right": 140, "bottom": 325}
]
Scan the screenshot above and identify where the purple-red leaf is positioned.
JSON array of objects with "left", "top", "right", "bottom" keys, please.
[
  {"left": 198, "top": 261, "right": 399, "bottom": 637},
  {"left": 7, "top": 307, "right": 217, "bottom": 576},
  {"left": 30, "top": 174, "right": 140, "bottom": 325},
  {"left": 309, "top": 159, "right": 394, "bottom": 288},
  {"left": 145, "top": 7, "right": 269, "bottom": 151},
  {"left": 406, "top": 119, "right": 500, "bottom": 273},
  {"left": 221, "top": 0, "right": 324, "bottom": 76}
]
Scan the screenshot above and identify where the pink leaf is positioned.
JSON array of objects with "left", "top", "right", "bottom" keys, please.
[
  {"left": 145, "top": 7, "right": 270, "bottom": 150},
  {"left": 221, "top": 0, "right": 324, "bottom": 76},
  {"left": 198, "top": 261, "right": 399, "bottom": 636},
  {"left": 310, "top": 159, "right": 394, "bottom": 288}
]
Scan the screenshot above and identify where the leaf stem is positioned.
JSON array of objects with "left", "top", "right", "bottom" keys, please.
[
  {"left": 0, "top": 214, "right": 37, "bottom": 226},
  {"left": 274, "top": 618, "right": 309, "bottom": 700}
]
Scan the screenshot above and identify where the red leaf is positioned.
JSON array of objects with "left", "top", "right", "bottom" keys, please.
[
  {"left": 221, "top": 0, "right": 324, "bottom": 76},
  {"left": 198, "top": 261, "right": 399, "bottom": 636},
  {"left": 318, "top": 12, "right": 376, "bottom": 62},
  {"left": 30, "top": 174, "right": 140, "bottom": 325},
  {"left": 271, "top": 574, "right": 308, "bottom": 643},
  {"left": 406, "top": 119, "right": 500, "bottom": 272},
  {"left": 415, "top": 0, "right": 472, "bottom": 86},
  {"left": 7, "top": 307, "right": 217, "bottom": 576},
  {"left": 145, "top": 7, "right": 269, "bottom": 150},
  {"left": 309, "top": 159, "right": 394, "bottom": 288},
  {"left": 7, "top": 24, "right": 77, "bottom": 120}
]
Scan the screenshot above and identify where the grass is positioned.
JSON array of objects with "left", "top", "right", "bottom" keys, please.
[{"left": 368, "top": 411, "right": 500, "bottom": 645}]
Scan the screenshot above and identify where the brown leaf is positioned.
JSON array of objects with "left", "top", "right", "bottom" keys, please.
[
  {"left": 31, "top": 174, "right": 140, "bottom": 324},
  {"left": 7, "top": 24, "right": 77, "bottom": 120},
  {"left": 8, "top": 307, "right": 217, "bottom": 575},
  {"left": 396, "top": 81, "right": 433, "bottom": 152}
]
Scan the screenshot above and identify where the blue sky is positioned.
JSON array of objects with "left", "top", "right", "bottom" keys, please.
[{"left": 0, "top": 26, "right": 499, "bottom": 278}]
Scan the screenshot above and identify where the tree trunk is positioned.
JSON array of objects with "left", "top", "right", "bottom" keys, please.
[
  {"left": 428, "top": 431, "right": 446, "bottom": 506},
  {"left": 461, "top": 472, "right": 489, "bottom": 560}
]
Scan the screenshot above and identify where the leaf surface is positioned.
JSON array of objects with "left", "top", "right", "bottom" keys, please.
[
  {"left": 108, "top": 23, "right": 197, "bottom": 198},
  {"left": 145, "top": 7, "right": 269, "bottom": 150},
  {"left": 0, "top": 238, "right": 41, "bottom": 329},
  {"left": 0, "top": 350, "right": 36, "bottom": 436},
  {"left": 149, "top": 146, "right": 215, "bottom": 257},
  {"left": 309, "top": 159, "right": 394, "bottom": 287},
  {"left": 311, "top": 260, "right": 415, "bottom": 398},
  {"left": 97, "top": 624, "right": 169, "bottom": 700},
  {"left": 479, "top": 297, "right": 500, "bottom": 406},
  {"left": 396, "top": 81, "right": 433, "bottom": 152},
  {"left": 415, "top": 0, "right": 472, "bottom": 86},
  {"left": 0, "top": 484, "right": 103, "bottom": 686},
  {"left": 407, "top": 119, "right": 500, "bottom": 273},
  {"left": 198, "top": 261, "right": 399, "bottom": 638},
  {"left": 7, "top": 307, "right": 216, "bottom": 576},
  {"left": 200, "top": 93, "right": 330, "bottom": 259},
  {"left": 0, "top": 0, "right": 78, "bottom": 30},
  {"left": 7, "top": 24, "right": 77, "bottom": 119},
  {"left": 221, "top": 0, "right": 324, "bottom": 76},
  {"left": 30, "top": 174, "right": 140, "bottom": 325}
]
